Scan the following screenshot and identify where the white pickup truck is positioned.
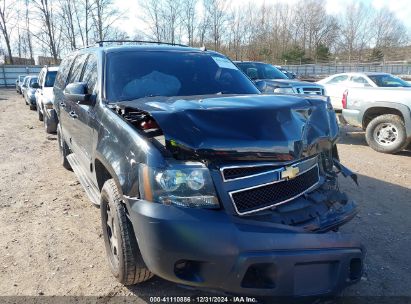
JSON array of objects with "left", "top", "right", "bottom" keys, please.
[{"left": 342, "top": 87, "right": 411, "bottom": 153}]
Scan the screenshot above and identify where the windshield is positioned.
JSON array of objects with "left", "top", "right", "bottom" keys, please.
[
  {"left": 236, "top": 62, "right": 289, "bottom": 80},
  {"left": 106, "top": 51, "right": 259, "bottom": 102},
  {"left": 44, "top": 71, "right": 57, "bottom": 87},
  {"left": 368, "top": 74, "right": 411, "bottom": 87}
]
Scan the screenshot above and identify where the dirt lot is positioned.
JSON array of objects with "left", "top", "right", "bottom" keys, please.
[{"left": 0, "top": 88, "right": 410, "bottom": 301}]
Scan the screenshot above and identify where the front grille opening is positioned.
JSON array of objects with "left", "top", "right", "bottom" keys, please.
[
  {"left": 349, "top": 258, "right": 362, "bottom": 281},
  {"left": 174, "top": 260, "right": 204, "bottom": 283},
  {"left": 231, "top": 165, "right": 319, "bottom": 215},
  {"left": 241, "top": 263, "right": 276, "bottom": 289},
  {"left": 223, "top": 165, "right": 281, "bottom": 180}
]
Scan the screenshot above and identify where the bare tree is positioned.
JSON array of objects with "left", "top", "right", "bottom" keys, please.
[
  {"left": 372, "top": 10, "right": 408, "bottom": 50},
  {"left": 24, "top": 0, "right": 34, "bottom": 61},
  {"left": 32, "top": 0, "right": 60, "bottom": 61},
  {"left": 203, "top": 0, "right": 230, "bottom": 51},
  {"left": 0, "top": 0, "right": 15, "bottom": 63},
  {"left": 90, "top": 0, "right": 123, "bottom": 41},
  {"left": 181, "top": 0, "right": 197, "bottom": 45},
  {"left": 59, "top": 0, "right": 78, "bottom": 49},
  {"left": 338, "top": 2, "right": 374, "bottom": 62}
]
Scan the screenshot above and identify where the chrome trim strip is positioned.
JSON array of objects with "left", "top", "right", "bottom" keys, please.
[
  {"left": 220, "top": 155, "right": 318, "bottom": 182},
  {"left": 229, "top": 164, "right": 320, "bottom": 216}
]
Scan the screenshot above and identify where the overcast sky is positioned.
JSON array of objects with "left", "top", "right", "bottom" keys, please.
[{"left": 114, "top": 0, "right": 411, "bottom": 37}]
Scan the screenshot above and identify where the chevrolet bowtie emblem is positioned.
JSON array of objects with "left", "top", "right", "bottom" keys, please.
[{"left": 281, "top": 166, "right": 300, "bottom": 180}]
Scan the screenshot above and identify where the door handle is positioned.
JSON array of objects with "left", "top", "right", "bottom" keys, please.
[
  {"left": 69, "top": 111, "right": 78, "bottom": 119},
  {"left": 60, "top": 102, "right": 66, "bottom": 107}
]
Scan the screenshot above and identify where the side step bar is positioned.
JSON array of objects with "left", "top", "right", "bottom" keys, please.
[{"left": 67, "top": 154, "right": 100, "bottom": 207}]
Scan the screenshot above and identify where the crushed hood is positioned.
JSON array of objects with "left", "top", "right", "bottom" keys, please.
[{"left": 117, "top": 94, "right": 339, "bottom": 161}]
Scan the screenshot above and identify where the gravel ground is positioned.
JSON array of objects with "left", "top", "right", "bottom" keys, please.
[{"left": 0, "top": 88, "right": 410, "bottom": 301}]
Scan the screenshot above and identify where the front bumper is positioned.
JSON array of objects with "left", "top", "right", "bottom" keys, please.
[{"left": 127, "top": 199, "right": 364, "bottom": 297}]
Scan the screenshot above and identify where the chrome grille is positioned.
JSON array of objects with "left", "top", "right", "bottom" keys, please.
[
  {"left": 296, "top": 87, "right": 324, "bottom": 95},
  {"left": 229, "top": 165, "right": 320, "bottom": 215}
]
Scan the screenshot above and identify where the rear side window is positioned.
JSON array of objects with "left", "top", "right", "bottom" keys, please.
[
  {"left": 326, "top": 75, "right": 348, "bottom": 84},
  {"left": 55, "top": 56, "right": 74, "bottom": 89},
  {"left": 351, "top": 76, "right": 368, "bottom": 84},
  {"left": 67, "top": 54, "right": 88, "bottom": 84},
  {"left": 81, "top": 54, "right": 98, "bottom": 94}
]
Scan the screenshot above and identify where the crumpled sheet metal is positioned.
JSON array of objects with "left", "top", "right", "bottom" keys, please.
[{"left": 117, "top": 94, "right": 339, "bottom": 161}]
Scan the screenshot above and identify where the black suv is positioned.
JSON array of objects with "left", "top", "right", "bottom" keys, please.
[{"left": 54, "top": 41, "right": 364, "bottom": 297}]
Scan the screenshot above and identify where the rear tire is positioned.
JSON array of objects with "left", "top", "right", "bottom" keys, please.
[
  {"left": 100, "top": 179, "right": 153, "bottom": 285},
  {"left": 57, "top": 124, "right": 71, "bottom": 170},
  {"left": 365, "top": 114, "right": 407, "bottom": 154}
]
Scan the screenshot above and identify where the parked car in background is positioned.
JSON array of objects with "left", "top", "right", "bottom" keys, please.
[
  {"left": 342, "top": 87, "right": 411, "bottom": 153},
  {"left": 53, "top": 42, "right": 363, "bottom": 298},
  {"left": 275, "top": 65, "right": 297, "bottom": 79},
  {"left": 236, "top": 61, "right": 325, "bottom": 96},
  {"left": 23, "top": 76, "right": 39, "bottom": 110},
  {"left": 317, "top": 72, "right": 411, "bottom": 112},
  {"left": 35, "top": 66, "right": 59, "bottom": 133},
  {"left": 16, "top": 75, "right": 26, "bottom": 94},
  {"left": 20, "top": 76, "right": 32, "bottom": 98}
]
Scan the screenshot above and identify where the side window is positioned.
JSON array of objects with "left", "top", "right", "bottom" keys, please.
[
  {"left": 55, "top": 56, "right": 74, "bottom": 89},
  {"left": 81, "top": 54, "right": 98, "bottom": 94},
  {"left": 67, "top": 54, "right": 88, "bottom": 84},
  {"left": 351, "top": 76, "right": 368, "bottom": 84},
  {"left": 326, "top": 75, "right": 348, "bottom": 84}
]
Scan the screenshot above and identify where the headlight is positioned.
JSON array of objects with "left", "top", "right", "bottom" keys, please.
[
  {"left": 138, "top": 163, "right": 219, "bottom": 209},
  {"left": 273, "top": 87, "right": 295, "bottom": 94}
]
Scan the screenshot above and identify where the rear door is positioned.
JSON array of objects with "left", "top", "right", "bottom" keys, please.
[{"left": 60, "top": 54, "right": 88, "bottom": 152}]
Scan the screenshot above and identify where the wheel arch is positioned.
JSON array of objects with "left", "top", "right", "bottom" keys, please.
[
  {"left": 94, "top": 155, "right": 123, "bottom": 195},
  {"left": 361, "top": 102, "right": 411, "bottom": 136}
]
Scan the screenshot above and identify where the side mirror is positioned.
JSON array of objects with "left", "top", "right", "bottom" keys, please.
[
  {"left": 255, "top": 80, "right": 267, "bottom": 92},
  {"left": 32, "top": 82, "right": 40, "bottom": 89},
  {"left": 64, "top": 82, "right": 92, "bottom": 105}
]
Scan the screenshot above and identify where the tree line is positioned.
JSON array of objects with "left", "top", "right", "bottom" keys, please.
[
  {"left": 0, "top": 0, "right": 125, "bottom": 64},
  {"left": 0, "top": 0, "right": 409, "bottom": 65}
]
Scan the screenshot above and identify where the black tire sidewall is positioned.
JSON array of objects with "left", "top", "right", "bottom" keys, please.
[
  {"left": 365, "top": 115, "right": 407, "bottom": 153},
  {"left": 100, "top": 182, "right": 126, "bottom": 281}
]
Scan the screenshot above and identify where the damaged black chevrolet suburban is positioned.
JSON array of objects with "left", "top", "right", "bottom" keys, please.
[{"left": 53, "top": 41, "right": 364, "bottom": 298}]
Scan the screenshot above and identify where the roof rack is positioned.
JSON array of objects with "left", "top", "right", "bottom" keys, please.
[{"left": 95, "top": 40, "right": 189, "bottom": 48}]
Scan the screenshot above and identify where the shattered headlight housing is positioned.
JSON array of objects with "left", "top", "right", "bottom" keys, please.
[{"left": 138, "top": 163, "right": 219, "bottom": 209}]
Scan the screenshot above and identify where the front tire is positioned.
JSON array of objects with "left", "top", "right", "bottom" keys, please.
[
  {"left": 100, "top": 179, "right": 153, "bottom": 285},
  {"left": 57, "top": 124, "right": 71, "bottom": 170},
  {"left": 365, "top": 114, "right": 407, "bottom": 154}
]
